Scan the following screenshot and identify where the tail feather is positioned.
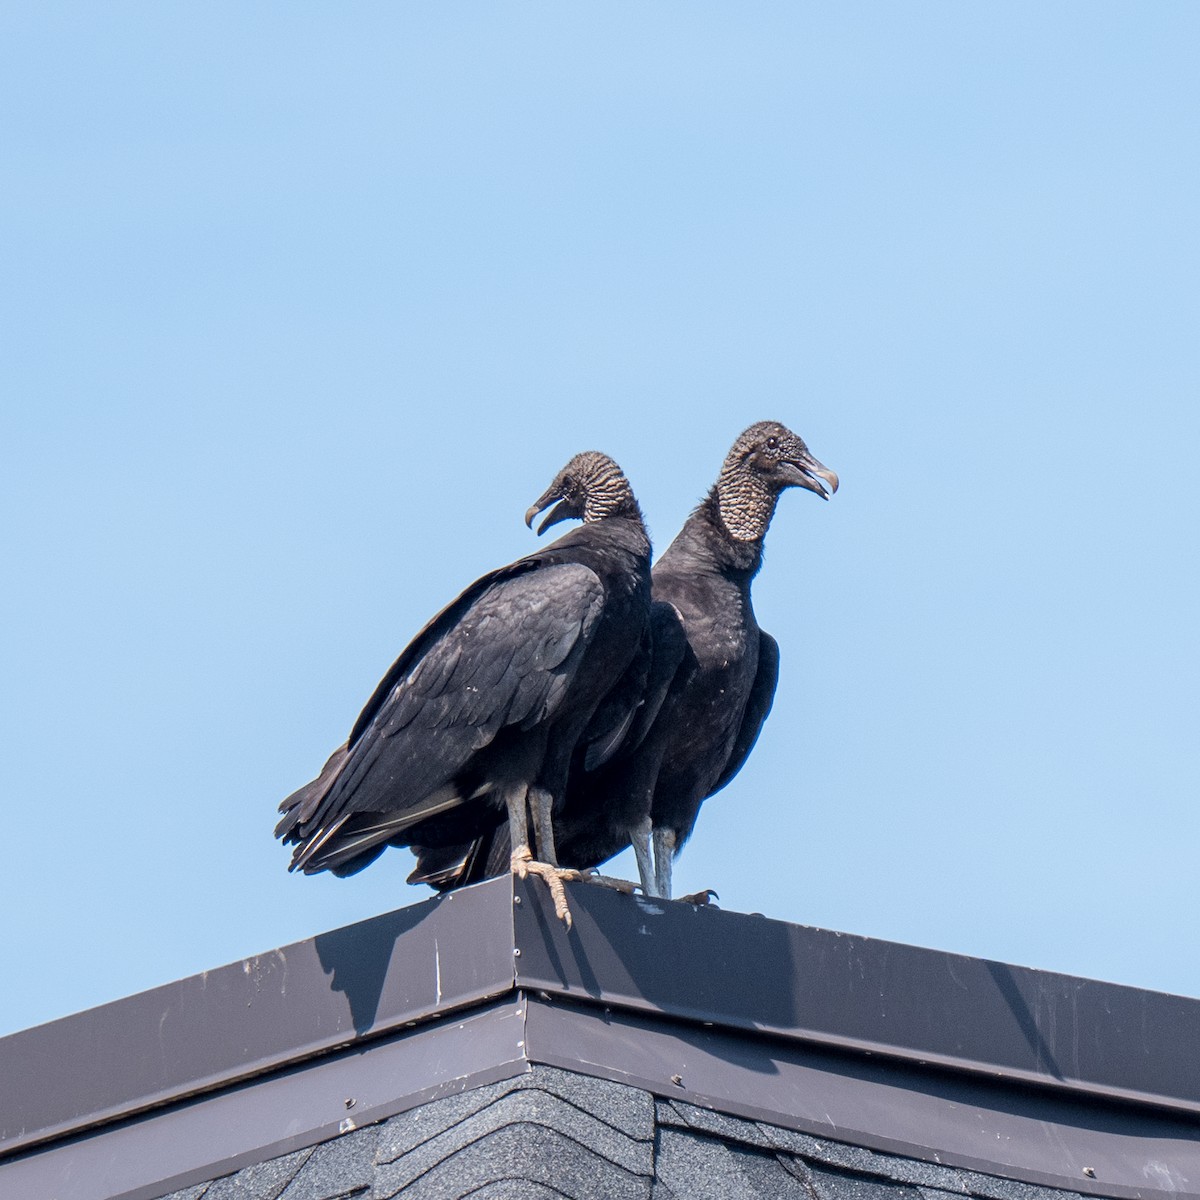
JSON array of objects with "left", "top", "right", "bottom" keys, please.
[
  {"left": 275, "top": 743, "right": 350, "bottom": 841},
  {"left": 408, "top": 824, "right": 511, "bottom": 891},
  {"left": 406, "top": 843, "right": 474, "bottom": 889},
  {"left": 286, "top": 780, "right": 466, "bottom": 875}
]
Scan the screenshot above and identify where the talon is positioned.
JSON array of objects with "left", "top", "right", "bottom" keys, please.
[
  {"left": 512, "top": 855, "right": 576, "bottom": 928},
  {"left": 510, "top": 845, "right": 533, "bottom": 880},
  {"left": 679, "top": 888, "right": 719, "bottom": 906},
  {"left": 585, "top": 873, "right": 642, "bottom": 895}
]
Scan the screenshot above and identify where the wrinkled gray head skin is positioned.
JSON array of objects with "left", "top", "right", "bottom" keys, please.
[
  {"left": 715, "top": 420, "right": 838, "bottom": 541},
  {"left": 525, "top": 451, "right": 639, "bottom": 536}
]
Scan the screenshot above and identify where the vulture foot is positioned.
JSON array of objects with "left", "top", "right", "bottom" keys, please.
[
  {"left": 510, "top": 846, "right": 583, "bottom": 927},
  {"left": 583, "top": 873, "right": 642, "bottom": 895},
  {"left": 677, "top": 889, "right": 719, "bottom": 907}
]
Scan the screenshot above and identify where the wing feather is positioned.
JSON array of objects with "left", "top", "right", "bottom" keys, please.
[
  {"left": 281, "top": 561, "right": 606, "bottom": 867},
  {"left": 708, "top": 630, "right": 780, "bottom": 797}
]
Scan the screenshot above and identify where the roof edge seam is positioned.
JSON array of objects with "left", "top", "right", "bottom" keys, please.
[
  {"left": 0, "top": 982, "right": 524, "bottom": 1163},
  {"left": 515, "top": 986, "right": 1200, "bottom": 1121}
]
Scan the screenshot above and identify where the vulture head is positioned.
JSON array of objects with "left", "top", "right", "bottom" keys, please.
[
  {"left": 715, "top": 421, "right": 838, "bottom": 542},
  {"left": 525, "top": 451, "right": 639, "bottom": 536}
]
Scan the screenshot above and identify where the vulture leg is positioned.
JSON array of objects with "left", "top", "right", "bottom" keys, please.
[
  {"left": 652, "top": 826, "right": 676, "bottom": 900},
  {"left": 631, "top": 816, "right": 656, "bottom": 897},
  {"left": 531, "top": 786, "right": 559, "bottom": 867},
  {"left": 509, "top": 785, "right": 582, "bottom": 928},
  {"left": 505, "top": 783, "right": 533, "bottom": 864}
]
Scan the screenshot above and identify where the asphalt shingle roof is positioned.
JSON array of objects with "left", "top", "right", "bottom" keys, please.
[{"left": 155, "top": 1065, "right": 1103, "bottom": 1200}]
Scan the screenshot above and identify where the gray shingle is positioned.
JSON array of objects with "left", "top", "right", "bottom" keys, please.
[
  {"left": 757, "top": 1122, "right": 1084, "bottom": 1200},
  {"left": 762, "top": 1126, "right": 970, "bottom": 1194},
  {"left": 525, "top": 1066, "right": 655, "bottom": 1141},
  {"left": 373, "top": 1089, "right": 651, "bottom": 1192},
  {"left": 155, "top": 1188, "right": 211, "bottom": 1200},
  {"left": 459, "top": 1184, "right": 572, "bottom": 1199},
  {"left": 203, "top": 1149, "right": 315, "bottom": 1200},
  {"left": 778, "top": 1152, "right": 815, "bottom": 1187},
  {"left": 376, "top": 1065, "right": 653, "bottom": 1164},
  {"left": 375, "top": 1123, "right": 649, "bottom": 1200},
  {"left": 655, "top": 1127, "right": 813, "bottom": 1200},
  {"left": 656, "top": 1115, "right": 1090, "bottom": 1200},
  {"left": 278, "top": 1128, "right": 377, "bottom": 1200},
  {"left": 808, "top": 1161, "right": 922, "bottom": 1200},
  {"left": 952, "top": 1174, "right": 1084, "bottom": 1200},
  {"left": 657, "top": 1100, "right": 777, "bottom": 1150},
  {"left": 375, "top": 1087, "right": 509, "bottom": 1166}
]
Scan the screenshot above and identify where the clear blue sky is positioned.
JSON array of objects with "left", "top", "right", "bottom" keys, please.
[{"left": 2, "top": 4, "right": 1197, "bottom": 1037}]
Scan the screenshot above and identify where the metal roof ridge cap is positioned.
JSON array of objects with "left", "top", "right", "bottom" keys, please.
[
  {"left": 510, "top": 880, "right": 1200, "bottom": 1118},
  {"left": 519, "top": 981, "right": 1200, "bottom": 1120},
  {"left": 0, "top": 877, "right": 522, "bottom": 1160},
  {"left": 0, "top": 999, "right": 536, "bottom": 1200},
  {"left": 1, "top": 976, "right": 524, "bottom": 1163},
  {"left": 0, "top": 884, "right": 457, "bottom": 1044}
]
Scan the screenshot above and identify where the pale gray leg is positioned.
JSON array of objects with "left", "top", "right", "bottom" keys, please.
[
  {"left": 653, "top": 826, "right": 676, "bottom": 900},
  {"left": 510, "top": 784, "right": 581, "bottom": 928},
  {"left": 505, "top": 784, "right": 530, "bottom": 861},
  {"left": 631, "top": 816, "right": 656, "bottom": 897},
  {"left": 530, "top": 786, "right": 559, "bottom": 866}
]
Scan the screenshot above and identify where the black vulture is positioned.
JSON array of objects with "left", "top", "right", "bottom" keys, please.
[
  {"left": 414, "top": 421, "right": 836, "bottom": 900},
  {"left": 408, "top": 596, "right": 686, "bottom": 893},
  {"left": 275, "top": 451, "right": 653, "bottom": 924},
  {"left": 617, "top": 419, "right": 837, "bottom": 897}
]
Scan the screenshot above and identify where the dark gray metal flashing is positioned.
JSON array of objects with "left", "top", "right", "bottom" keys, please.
[
  {"left": 523, "top": 995, "right": 1200, "bottom": 1200},
  {"left": 2, "top": 876, "right": 1199, "bottom": 1200},
  {"left": 3, "top": 998, "right": 530, "bottom": 1200},
  {"left": 0, "top": 879, "right": 515, "bottom": 1156},
  {"left": 510, "top": 880, "right": 1200, "bottom": 1118},
  {"left": 2, "top": 998, "right": 530, "bottom": 1200}
]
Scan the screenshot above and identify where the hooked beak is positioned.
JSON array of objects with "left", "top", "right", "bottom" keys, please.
[
  {"left": 524, "top": 486, "right": 579, "bottom": 536},
  {"left": 780, "top": 452, "right": 839, "bottom": 500}
]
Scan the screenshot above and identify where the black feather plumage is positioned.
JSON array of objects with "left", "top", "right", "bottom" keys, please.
[
  {"left": 413, "top": 422, "right": 836, "bottom": 899},
  {"left": 277, "top": 452, "right": 653, "bottom": 889}
]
